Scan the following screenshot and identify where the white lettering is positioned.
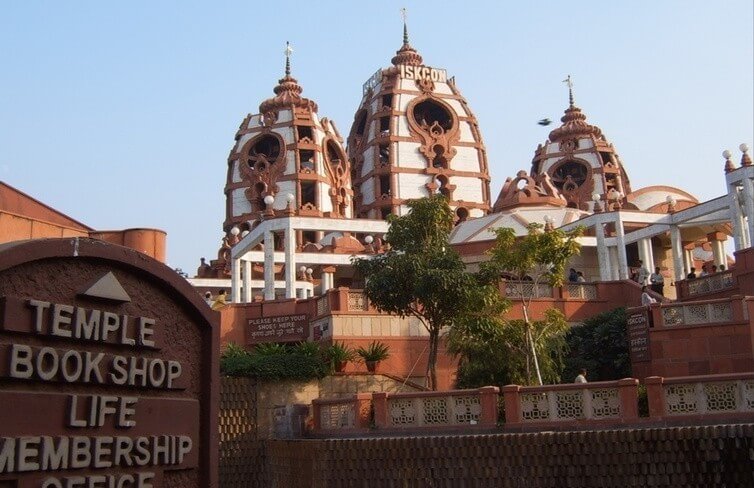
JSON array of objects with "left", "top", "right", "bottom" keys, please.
[
  {"left": 37, "top": 347, "right": 59, "bottom": 381},
  {"left": 41, "top": 436, "right": 69, "bottom": 470},
  {"left": 16, "top": 436, "right": 40, "bottom": 472},
  {"left": 75, "top": 308, "right": 101, "bottom": 341},
  {"left": 51, "top": 304, "right": 74, "bottom": 338},
  {"left": 138, "top": 318, "right": 155, "bottom": 347},
  {"left": 9, "top": 344, "right": 33, "bottom": 379},
  {"left": 61, "top": 350, "right": 82, "bottom": 382},
  {"left": 28, "top": 299, "right": 51, "bottom": 333}
]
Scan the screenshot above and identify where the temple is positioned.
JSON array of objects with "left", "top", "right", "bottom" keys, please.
[{"left": 182, "top": 18, "right": 754, "bottom": 390}]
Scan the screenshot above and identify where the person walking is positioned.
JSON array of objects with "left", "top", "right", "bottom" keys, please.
[{"left": 574, "top": 368, "right": 588, "bottom": 383}]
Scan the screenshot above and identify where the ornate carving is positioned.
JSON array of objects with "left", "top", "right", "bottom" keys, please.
[
  {"left": 238, "top": 133, "right": 286, "bottom": 215},
  {"left": 405, "top": 96, "right": 460, "bottom": 169},
  {"left": 492, "top": 170, "right": 567, "bottom": 212},
  {"left": 415, "top": 77, "right": 434, "bottom": 94}
]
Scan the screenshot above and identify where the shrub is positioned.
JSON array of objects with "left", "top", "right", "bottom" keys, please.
[
  {"left": 563, "top": 307, "right": 630, "bottom": 382},
  {"left": 220, "top": 342, "right": 330, "bottom": 380},
  {"left": 356, "top": 341, "right": 390, "bottom": 362}
]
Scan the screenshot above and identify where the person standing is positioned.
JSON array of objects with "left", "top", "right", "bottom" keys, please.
[
  {"left": 687, "top": 267, "right": 697, "bottom": 279},
  {"left": 211, "top": 289, "right": 228, "bottom": 310},
  {"left": 641, "top": 286, "right": 656, "bottom": 306},
  {"left": 568, "top": 268, "right": 578, "bottom": 282},
  {"left": 649, "top": 267, "right": 664, "bottom": 296},
  {"left": 637, "top": 260, "right": 650, "bottom": 286},
  {"left": 574, "top": 369, "right": 588, "bottom": 383}
]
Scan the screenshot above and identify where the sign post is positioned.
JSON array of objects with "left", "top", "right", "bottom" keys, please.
[{"left": 0, "top": 238, "right": 218, "bottom": 488}]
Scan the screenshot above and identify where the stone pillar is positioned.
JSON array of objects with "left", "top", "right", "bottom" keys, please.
[
  {"left": 609, "top": 247, "right": 620, "bottom": 281},
  {"left": 645, "top": 376, "right": 666, "bottom": 420},
  {"left": 669, "top": 226, "right": 685, "bottom": 282},
  {"left": 321, "top": 265, "right": 336, "bottom": 294},
  {"left": 683, "top": 245, "right": 694, "bottom": 275},
  {"left": 231, "top": 257, "right": 241, "bottom": 303},
  {"left": 501, "top": 385, "right": 522, "bottom": 425},
  {"left": 372, "top": 392, "right": 389, "bottom": 429},
  {"left": 595, "top": 223, "right": 612, "bottom": 281},
  {"left": 284, "top": 226, "right": 296, "bottom": 299},
  {"left": 615, "top": 215, "right": 629, "bottom": 280},
  {"left": 742, "top": 176, "right": 754, "bottom": 247},
  {"left": 729, "top": 187, "right": 747, "bottom": 251},
  {"left": 708, "top": 232, "right": 727, "bottom": 267},
  {"left": 639, "top": 238, "right": 654, "bottom": 270},
  {"left": 263, "top": 230, "right": 275, "bottom": 301},
  {"left": 478, "top": 386, "right": 500, "bottom": 427},
  {"left": 242, "top": 259, "right": 252, "bottom": 303},
  {"left": 617, "top": 378, "right": 639, "bottom": 421}
]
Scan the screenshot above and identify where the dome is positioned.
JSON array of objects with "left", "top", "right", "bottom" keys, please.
[{"left": 347, "top": 21, "right": 491, "bottom": 222}]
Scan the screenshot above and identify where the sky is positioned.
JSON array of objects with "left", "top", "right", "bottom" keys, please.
[{"left": 1, "top": 1, "right": 752, "bottom": 274}]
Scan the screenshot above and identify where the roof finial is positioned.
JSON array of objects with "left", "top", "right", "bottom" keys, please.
[
  {"left": 563, "top": 75, "right": 574, "bottom": 107},
  {"left": 401, "top": 8, "right": 409, "bottom": 45},
  {"left": 284, "top": 41, "right": 293, "bottom": 77}
]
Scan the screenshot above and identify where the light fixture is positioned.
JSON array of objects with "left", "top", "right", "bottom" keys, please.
[
  {"left": 306, "top": 268, "right": 313, "bottom": 275},
  {"left": 722, "top": 149, "right": 732, "bottom": 159},
  {"left": 299, "top": 265, "right": 307, "bottom": 273},
  {"left": 263, "top": 195, "right": 275, "bottom": 206},
  {"left": 592, "top": 193, "right": 601, "bottom": 202},
  {"left": 230, "top": 226, "right": 240, "bottom": 236},
  {"left": 286, "top": 193, "right": 295, "bottom": 203},
  {"left": 364, "top": 235, "right": 374, "bottom": 244},
  {"left": 241, "top": 230, "right": 249, "bottom": 238},
  {"left": 740, "top": 143, "right": 750, "bottom": 153},
  {"left": 665, "top": 195, "right": 677, "bottom": 205}
]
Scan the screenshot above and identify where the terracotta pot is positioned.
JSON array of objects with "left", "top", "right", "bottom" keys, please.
[
  {"left": 366, "top": 360, "right": 379, "bottom": 373},
  {"left": 335, "top": 361, "right": 347, "bottom": 373}
]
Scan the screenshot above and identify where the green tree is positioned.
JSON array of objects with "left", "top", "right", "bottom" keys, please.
[
  {"left": 352, "top": 195, "right": 500, "bottom": 390},
  {"left": 563, "top": 307, "right": 630, "bottom": 382},
  {"left": 482, "top": 223, "right": 583, "bottom": 385}
]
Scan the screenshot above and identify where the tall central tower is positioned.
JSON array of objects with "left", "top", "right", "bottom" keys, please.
[{"left": 347, "top": 21, "right": 491, "bottom": 222}]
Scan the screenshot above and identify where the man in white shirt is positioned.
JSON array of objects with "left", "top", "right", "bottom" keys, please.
[
  {"left": 574, "top": 368, "right": 587, "bottom": 383},
  {"left": 649, "top": 267, "right": 664, "bottom": 296},
  {"left": 641, "top": 286, "right": 656, "bottom": 306}
]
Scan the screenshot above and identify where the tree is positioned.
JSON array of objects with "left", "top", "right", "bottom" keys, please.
[
  {"left": 352, "top": 195, "right": 500, "bottom": 390},
  {"left": 563, "top": 307, "right": 630, "bottom": 382},
  {"left": 481, "top": 223, "right": 583, "bottom": 385}
]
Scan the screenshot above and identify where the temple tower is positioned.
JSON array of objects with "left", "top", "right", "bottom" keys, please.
[
  {"left": 224, "top": 43, "right": 352, "bottom": 231},
  {"left": 347, "top": 19, "right": 491, "bottom": 222},
  {"left": 203, "top": 44, "right": 353, "bottom": 277},
  {"left": 530, "top": 77, "right": 631, "bottom": 211}
]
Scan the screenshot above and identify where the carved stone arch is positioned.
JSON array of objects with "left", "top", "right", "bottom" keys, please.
[
  {"left": 549, "top": 157, "right": 593, "bottom": 209},
  {"left": 405, "top": 95, "right": 461, "bottom": 168},
  {"left": 239, "top": 132, "right": 286, "bottom": 213},
  {"left": 322, "top": 136, "right": 352, "bottom": 218}
]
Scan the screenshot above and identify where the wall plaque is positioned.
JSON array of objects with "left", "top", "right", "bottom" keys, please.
[
  {"left": 627, "top": 309, "right": 651, "bottom": 363},
  {"left": 0, "top": 238, "right": 218, "bottom": 488},
  {"left": 246, "top": 314, "right": 308, "bottom": 344}
]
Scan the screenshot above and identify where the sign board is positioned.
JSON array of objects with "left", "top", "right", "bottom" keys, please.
[
  {"left": 247, "top": 314, "right": 308, "bottom": 344},
  {"left": 399, "top": 65, "right": 447, "bottom": 83},
  {"left": 627, "top": 309, "right": 651, "bottom": 363},
  {"left": 0, "top": 238, "right": 218, "bottom": 488}
]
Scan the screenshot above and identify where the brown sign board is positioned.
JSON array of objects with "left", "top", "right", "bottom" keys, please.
[
  {"left": 0, "top": 238, "right": 219, "bottom": 488},
  {"left": 627, "top": 308, "right": 651, "bottom": 363},
  {"left": 246, "top": 314, "right": 308, "bottom": 344}
]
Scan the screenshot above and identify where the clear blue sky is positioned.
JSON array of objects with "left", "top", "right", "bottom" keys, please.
[{"left": 1, "top": 1, "right": 752, "bottom": 273}]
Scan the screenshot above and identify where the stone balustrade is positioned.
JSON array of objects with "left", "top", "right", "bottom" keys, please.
[
  {"left": 501, "top": 280, "right": 598, "bottom": 300},
  {"left": 648, "top": 296, "right": 750, "bottom": 328},
  {"left": 309, "top": 373, "right": 754, "bottom": 436},
  {"left": 502, "top": 379, "right": 639, "bottom": 429},
  {"left": 646, "top": 372, "right": 754, "bottom": 420}
]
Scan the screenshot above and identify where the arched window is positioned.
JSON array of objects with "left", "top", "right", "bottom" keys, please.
[
  {"left": 551, "top": 161, "right": 588, "bottom": 190},
  {"left": 412, "top": 100, "right": 453, "bottom": 132},
  {"left": 247, "top": 135, "right": 281, "bottom": 171}
]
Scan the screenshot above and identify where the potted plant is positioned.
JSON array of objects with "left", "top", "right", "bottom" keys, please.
[
  {"left": 356, "top": 341, "right": 390, "bottom": 373},
  {"left": 325, "top": 341, "right": 356, "bottom": 373}
]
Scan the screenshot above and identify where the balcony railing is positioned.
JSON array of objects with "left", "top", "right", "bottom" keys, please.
[
  {"left": 686, "top": 271, "right": 735, "bottom": 297},
  {"left": 650, "top": 297, "right": 750, "bottom": 328}
]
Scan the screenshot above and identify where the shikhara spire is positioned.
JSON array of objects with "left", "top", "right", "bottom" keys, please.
[
  {"left": 563, "top": 75, "right": 574, "bottom": 107},
  {"left": 401, "top": 8, "right": 409, "bottom": 46},
  {"left": 284, "top": 41, "right": 293, "bottom": 77}
]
